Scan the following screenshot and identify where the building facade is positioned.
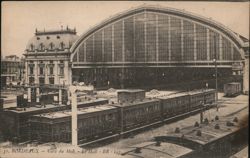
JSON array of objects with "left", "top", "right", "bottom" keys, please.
[
  {"left": 70, "top": 6, "right": 248, "bottom": 91},
  {"left": 1, "top": 55, "right": 25, "bottom": 88},
  {"left": 24, "top": 27, "right": 79, "bottom": 86}
]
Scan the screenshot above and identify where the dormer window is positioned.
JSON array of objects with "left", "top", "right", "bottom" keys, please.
[
  {"left": 49, "top": 42, "right": 54, "bottom": 50},
  {"left": 30, "top": 44, "right": 34, "bottom": 51},
  {"left": 39, "top": 43, "right": 45, "bottom": 51},
  {"left": 60, "top": 42, "right": 65, "bottom": 50}
]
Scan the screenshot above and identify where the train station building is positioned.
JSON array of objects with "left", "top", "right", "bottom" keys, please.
[
  {"left": 24, "top": 6, "right": 249, "bottom": 93},
  {"left": 23, "top": 27, "right": 79, "bottom": 86}
]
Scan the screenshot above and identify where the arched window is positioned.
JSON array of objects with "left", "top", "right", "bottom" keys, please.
[
  {"left": 60, "top": 42, "right": 65, "bottom": 50},
  {"left": 40, "top": 43, "right": 45, "bottom": 51},
  {"left": 49, "top": 42, "right": 54, "bottom": 50}
]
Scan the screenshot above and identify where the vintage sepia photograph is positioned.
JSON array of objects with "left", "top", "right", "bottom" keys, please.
[{"left": 1, "top": 1, "right": 249, "bottom": 158}]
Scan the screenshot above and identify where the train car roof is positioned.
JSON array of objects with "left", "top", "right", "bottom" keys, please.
[
  {"left": 4, "top": 98, "right": 108, "bottom": 114},
  {"left": 77, "top": 97, "right": 108, "bottom": 104},
  {"left": 226, "top": 82, "right": 241, "bottom": 85},
  {"left": 118, "top": 89, "right": 145, "bottom": 93},
  {"left": 32, "top": 104, "right": 117, "bottom": 119},
  {"left": 187, "top": 88, "right": 215, "bottom": 95},
  {"left": 4, "top": 104, "right": 68, "bottom": 114},
  {"left": 115, "top": 98, "right": 160, "bottom": 107},
  {"left": 156, "top": 89, "right": 215, "bottom": 99},
  {"left": 157, "top": 92, "right": 188, "bottom": 99}
]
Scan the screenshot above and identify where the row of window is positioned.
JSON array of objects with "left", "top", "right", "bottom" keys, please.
[
  {"left": 73, "top": 12, "right": 242, "bottom": 62},
  {"left": 36, "top": 36, "right": 61, "bottom": 40},
  {"left": 29, "top": 76, "right": 54, "bottom": 84},
  {"left": 29, "top": 42, "right": 67, "bottom": 51},
  {"left": 29, "top": 66, "right": 64, "bottom": 75}
]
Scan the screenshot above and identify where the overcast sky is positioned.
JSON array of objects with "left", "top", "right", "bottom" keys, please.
[{"left": 1, "top": 1, "right": 249, "bottom": 57}]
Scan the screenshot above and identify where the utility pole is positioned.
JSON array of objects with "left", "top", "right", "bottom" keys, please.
[
  {"left": 200, "top": 101, "right": 204, "bottom": 124},
  {"left": 214, "top": 35, "right": 218, "bottom": 111},
  {"left": 70, "top": 87, "right": 78, "bottom": 146}
]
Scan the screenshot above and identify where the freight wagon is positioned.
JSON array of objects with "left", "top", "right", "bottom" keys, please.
[
  {"left": 1, "top": 98, "right": 108, "bottom": 142},
  {"left": 29, "top": 89, "right": 216, "bottom": 143},
  {"left": 30, "top": 104, "right": 119, "bottom": 142},
  {"left": 224, "top": 82, "right": 241, "bottom": 97}
]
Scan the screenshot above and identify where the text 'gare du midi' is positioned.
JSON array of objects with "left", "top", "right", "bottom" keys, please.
[{"left": 23, "top": 6, "right": 249, "bottom": 93}]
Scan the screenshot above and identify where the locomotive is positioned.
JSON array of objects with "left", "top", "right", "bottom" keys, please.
[{"left": 29, "top": 89, "right": 216, "bottom": 143}]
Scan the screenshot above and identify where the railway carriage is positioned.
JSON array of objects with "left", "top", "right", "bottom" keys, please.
[
  {"left": 189, "top": 91, "right": 205, "bottom": 110},
  {"left": 30, "top": 104, "right": 119, "bottom": 143},
  {"left": 77, "top": 105, "right": 119, "bottom": 140},
  {"left": 224, "top": 82, "right": 241, "bottom": 97},
  {"left": 28, "top": 89, "right": 216, "bottom": 143},
  {"left": 160, "top": 93, "right": 193, "bottom": 118},
  {"left": 120, "top": 99, "right": 161, "bottom": 130},
  {"left": 203, "top": 89, "right": 216, "bottom": 104}
]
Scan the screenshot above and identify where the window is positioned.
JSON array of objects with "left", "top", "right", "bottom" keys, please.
[
  {"left": 57, "top": 36, "right": 60, "bottom": 39},
  {"left": 39, "top": 77, "right": 45, "bottom": 84},
  {"left": 59, "top": 67, "right": 64, "bottom": 75},
  {"left": 46, "top": 36, "right": 50, "bottom": 40},
  {"left": 49, "top": 67, "right": 53, "bottom": 75},
  {"left": 49, "top": 77, "right": 54, "bottom": 84},
  {"left": 49, "top": 43, "right": 54, "bottom": 50},
  {"left": 29, "top": 77, "right": 34, "bottom": 84},
  {"left": 37, "top": 37, "right": 40, "bottom": 40},
  {"left": 49, "top": 61, "right": 53, "bottom": 64},
  {"left": 60, "top": 60, "right": 64, "bottom": 64},
  {"left": 30, "top": 44, "right": 34, "bottom": 51},
  {"left": 39, "top": 43, "right": 45, "bottom": 51},
  {"left": 30, "top": 67, "right": 34, "bottom": 75},
  {"left": 40, "top": 67, "right": 44, "bottom": 75},
  {"left": 60, "top": 42, "right": 65, "bottom": 49}
]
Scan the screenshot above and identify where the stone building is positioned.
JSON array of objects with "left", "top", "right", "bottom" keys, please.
[
  {"left": 23, "top": 27, "right": 79, "bottom": 86},
  {"left": 1, "top": 55, "right": 25, "bottom": 88}
]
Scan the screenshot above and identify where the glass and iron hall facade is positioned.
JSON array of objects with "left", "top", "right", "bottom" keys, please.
[{"left": 71, "top": 6, "right": 246, "bottom": 88}]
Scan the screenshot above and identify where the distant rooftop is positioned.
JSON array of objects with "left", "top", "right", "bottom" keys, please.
[{"left": 2, "top": 55, "right": 23, "bottom": 62}]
